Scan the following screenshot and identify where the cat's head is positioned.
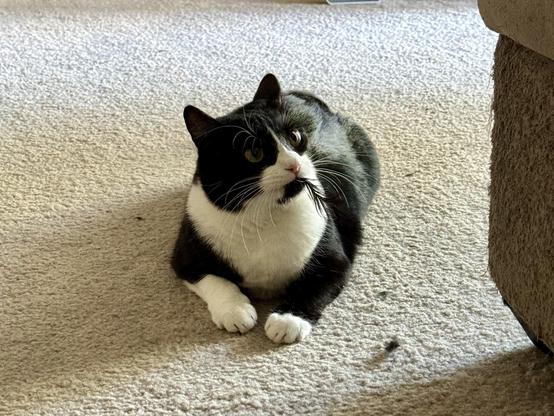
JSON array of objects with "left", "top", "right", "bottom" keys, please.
[{"left": 184, "top": 74, "right": 324, "bottom": 213}]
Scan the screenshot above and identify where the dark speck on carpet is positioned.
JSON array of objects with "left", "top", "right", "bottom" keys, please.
[{"left": 385, "top": 339, "right": 400, "bottom": 352}]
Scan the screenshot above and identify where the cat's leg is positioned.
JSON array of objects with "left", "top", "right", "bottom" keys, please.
[
  {"left": 186, "top": 274, "right": 257, "bottom": 334},
  {"left": 265, "top": 250, "right": 350, "bottom": 344}
]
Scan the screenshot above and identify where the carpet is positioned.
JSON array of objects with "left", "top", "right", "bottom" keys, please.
[{"left": 1, "top": 1, "right": 552, "bottom": 415}]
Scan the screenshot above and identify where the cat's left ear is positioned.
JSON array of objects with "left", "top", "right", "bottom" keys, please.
[
  {"left": 254, "top": 73, "right": 282, "bottom": 106},
  {"left": 183, "top": 105, "right": 219, "bottom": 146}
]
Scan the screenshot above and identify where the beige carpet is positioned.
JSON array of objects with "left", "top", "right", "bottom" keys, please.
[{"left": 1, "top": 1, "right": 553, "bottom": 415}]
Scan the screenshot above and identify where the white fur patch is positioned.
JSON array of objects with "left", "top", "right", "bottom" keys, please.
[
  {"left": 265, "top": 312, "right": 312, "bottom": 343},
  {"left": 185, "top": 275, "right": 257, "bottom": 333},
  {"left": 260, "top": 141, "right": 308, "bottom": 193},
  {"left": 187, "top": 145, "right": 326, "bottom": 296}
]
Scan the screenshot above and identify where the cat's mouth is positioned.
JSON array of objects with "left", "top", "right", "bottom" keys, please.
[
  {"left": 277, "top": 178, "right": 326, "bottom": 213},
  {"left": 279, "top": 178, "right": 306, "bottom": 203}
]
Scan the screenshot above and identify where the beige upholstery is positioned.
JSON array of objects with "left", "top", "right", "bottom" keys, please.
[
  {"left": 479, "top": 1, "right": 554, "bottom": 353},
  {"left": 478, "top": 0, "right": 554, "bottom": 61}
]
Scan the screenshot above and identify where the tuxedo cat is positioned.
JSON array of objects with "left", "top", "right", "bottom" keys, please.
[{"left": 172, "top": 74, "right": 379, "bottom": 343}]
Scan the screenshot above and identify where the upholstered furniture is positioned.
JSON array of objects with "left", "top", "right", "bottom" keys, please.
[{"left": 479, "top": 0, "right": 554, "bottom": 354}]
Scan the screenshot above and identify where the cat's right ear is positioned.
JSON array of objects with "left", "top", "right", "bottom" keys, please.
[
  {"left": 253, "top": 73, "right": 282, "bottom": 106},
  {"left": 183, "top": 105, "right": 219, "bottom": 146}
]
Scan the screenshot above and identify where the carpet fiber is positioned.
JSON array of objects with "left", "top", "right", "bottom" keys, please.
[{"left": 1, "top": 1, "right": 553, "bottom": 415}]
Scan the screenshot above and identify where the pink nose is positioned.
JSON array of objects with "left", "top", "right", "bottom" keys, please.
[{"left": 286, "top": 162, "right": 301, "bottom": 176}]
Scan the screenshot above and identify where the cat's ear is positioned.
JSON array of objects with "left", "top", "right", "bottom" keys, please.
[
  {"left": 183, "top": 105, "right": 219, "bottom": 146},
  {"left": 253, "top": 73, "right": 282, "bottom": 105}
]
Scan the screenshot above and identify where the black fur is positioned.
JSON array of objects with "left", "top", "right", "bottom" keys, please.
[
  {"left": 279, "top": 179, "right": 306, "bottom": 203},
  {"left": 172, "top": 210, "right": 242, "bottom": 285}
]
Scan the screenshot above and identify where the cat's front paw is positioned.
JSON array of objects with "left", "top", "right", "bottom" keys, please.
[
  {"left": 265, "top": 312, "right": 312, "bottom": 344},
  {"left": 209, "top": 297, "right": 257, "bottom": 334}
]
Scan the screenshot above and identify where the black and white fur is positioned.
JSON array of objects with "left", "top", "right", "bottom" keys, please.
[{"left": 172, "top": 74, "right": 379, "bottom": 343}]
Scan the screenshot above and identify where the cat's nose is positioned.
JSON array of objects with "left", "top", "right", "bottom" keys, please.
[{"left": 286, "top": 162, "right": 301, "bottom": 176}]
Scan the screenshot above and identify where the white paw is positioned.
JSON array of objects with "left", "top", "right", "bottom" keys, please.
[
  {"left": 209, "top": 296, "right": 257, "bottom": 334},
  {"left": 264, "top": 312, "right": 312, "bottom": 344}
]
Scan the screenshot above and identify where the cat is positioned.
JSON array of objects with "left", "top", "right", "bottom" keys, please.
[{"left": 172, "top": 74, "right": 379, "bottom": 344}]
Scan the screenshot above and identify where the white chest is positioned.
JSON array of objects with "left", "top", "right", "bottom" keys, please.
[{"left": 187, "top": 184, "right": 327, "bottom": 295}]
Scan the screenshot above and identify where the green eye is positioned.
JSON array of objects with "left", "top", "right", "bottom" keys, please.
[
  {"left": 291, "top": 129, "right": 302, "bottom": 147},
  {"left": 244, "top": 147, "right": 264, "bottom": 163}
]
